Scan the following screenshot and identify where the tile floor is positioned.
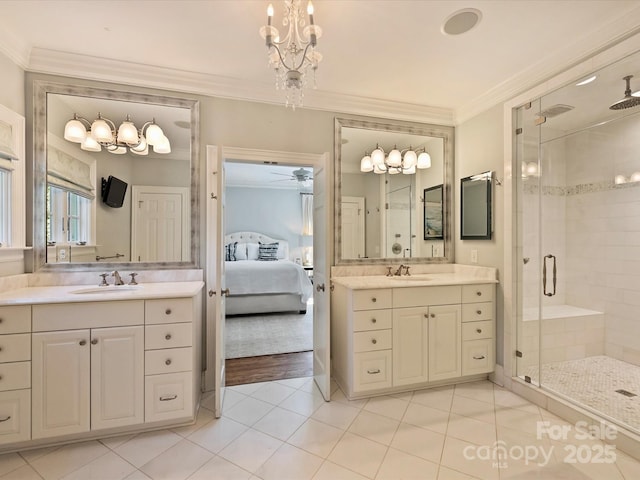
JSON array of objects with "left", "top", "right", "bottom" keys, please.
[{"left": 1, "top": 378, "right": 640, "bottom": 479}]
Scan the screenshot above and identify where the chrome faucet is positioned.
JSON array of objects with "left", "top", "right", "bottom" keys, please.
[
  {"left": 394, "top": 264, "right": 405, "bottom": 276},
  {"left": 111, "top": 271, "right": 125, "bottom": 286}
]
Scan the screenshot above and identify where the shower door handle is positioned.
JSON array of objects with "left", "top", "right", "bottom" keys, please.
[{"left": 543, "top": 254, "right": 557, "bottom": 297}]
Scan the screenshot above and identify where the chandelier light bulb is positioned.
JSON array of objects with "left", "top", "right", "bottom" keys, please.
[
  {"left": 630, "top": 172, "right": 640, "bottom": 182},
  {"left": 117, "top": 120, "right": 139, "bottom": 145},
  {"left": 64, "top": 116, "right": 88, "bottom": 143},
  {"left": 417, "top": 152, "right": 432, "bottom": 169},
  {"left": 80, "top": 135, "right": 101, "bottom": 152},
  {"left": 91, "top": 115, "right": 114, "bottom": 143},
  {"left": 145, "top": 122, "right": 164, "bottom": 146},
  {"left": 403, "top": 149, "right": 417, "bottom": 169},
  {"left": 360, "top": 154, "right": 373, "bottom": 172},
  {"left": 387, "top": 147, "right": 402, "bottom": 167},
  {"left": 371, "top": 147, "right": 385, "bottom": 166},
  {"left": 614, "top": 174, "right": 626, "bottom": 185}
]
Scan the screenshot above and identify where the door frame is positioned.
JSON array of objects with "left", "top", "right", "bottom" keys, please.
[{"left": 203, "top": 146, "right": 331, "bottom": 395}]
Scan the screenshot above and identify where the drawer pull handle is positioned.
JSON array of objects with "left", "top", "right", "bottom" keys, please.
[
  {"left": 165, "top": 334, "right": 172, "bottom": 340},
  {"left": 79, "top": 340, "right": 87, "bottom": 346},
  {"left": 367, "top": 369, "right": 381, "bottom": 374},
  {"left": 165, "top": 359, "right": 172, "bottom": 366},
  {"left": 0, "top": 416, "right": 11, "bottom": 422},
  {"left": 91, "top": 339, "right": 98, "bottom": 345},
  {"left": 476, "top": 328, "right": 482, "bottom": 333},
  {"left": 371, "top": 318, "right": 377, "bottom": 324},
  {"left": 159, "top": 395, "right": 178, "bottom": 402},
  {"left": 473, "top": 355, "right": 486, "bottom": 360},
  {"left": 476, "top": 310, "right": 482, "bottom": 315},
  {"left": 165, "top": 309, "right": 172, "bottom": 315},
  {"left": 371, "top": 339, "right": 377, "bottom": 344},
  {"left": 371, "top": 297, "right": 377, "bottom": 303},
  {"left": 476, "top": 291, "right": 482, "bottom": 296}
]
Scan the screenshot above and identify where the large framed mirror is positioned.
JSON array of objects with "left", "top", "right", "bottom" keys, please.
[
  {"left": 335, "top": 116, "right": 454, "bottom": 265},
  {"left": 33, "top": 81, "right": 200, "bottom": 271}
]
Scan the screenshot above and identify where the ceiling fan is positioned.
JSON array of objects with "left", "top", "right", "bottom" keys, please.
[{"left": 270, "top": 167, "right": 314, "bottom": 184}]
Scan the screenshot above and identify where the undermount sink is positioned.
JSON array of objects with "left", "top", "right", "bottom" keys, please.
[
  {"left": 389, "top": 275, "right": 431, "bottom": 281},
  {"left": 71, "top": 285, "right": 143, "bottom": 294}
]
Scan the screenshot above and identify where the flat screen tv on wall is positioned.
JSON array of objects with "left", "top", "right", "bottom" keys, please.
[{"left": 101, "top": 175, "right": 128, "bottom": 208}]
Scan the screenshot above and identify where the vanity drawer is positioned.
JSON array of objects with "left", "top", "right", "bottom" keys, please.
[
  {"left": 145, "top": 372, "right": 192, "bottom": 423},
  {"left": 352, "top": 289, "right": 392, "bottom": 311},
  {"left": 393, "top": 285, "right": 461, "bottom": 308},
  {"left": 462, "top": 320, "right": 493, "bottom": 341},
  {"left": 0, "top": 306, "right": 31, "bottom": 334},
  {"left": 0, "top": 334, "right": 30, "bottom": 363},
  {"left": 145, "top": 347, "right": 192, "bottom": 375},
  {"left": 353, "top": 329, "right": 392, "bottom": 353},
  {"left": 353, "top": 350, "right": 392, "bottom": 392},
  {"left": 0, "top": 389, "right": 31, "bottom": 445},
  {"left": 462, "top": 284, "right": 494, "bottom": 304},
  {"left": 0, "top": 362, "right": 31, "bottom": 391},
  {"left": 462, "top": 302, "right": 493, "bottom": 322},
  {"left": 353, "top": 310, "right": 392, "bottom": 332},
  {"left": 146, "top": 298, "right": 193, "bottom": 324},
  {"left": 462, "top": 339, "right": 494, "bottom": 376},
  {"left": 33, "top": 301, "right": 144, "bottom": 331},
  {"left": 145, "top": 323, "right": 193, "bottom": 350}
]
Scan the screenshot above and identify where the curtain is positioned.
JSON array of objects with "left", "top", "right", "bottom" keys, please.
[
  {"left": 47, "top": 145, "right": 95, "bottom": 199},
  {"left": 301, "top": 193, "right": 313, "bottom": 235}
]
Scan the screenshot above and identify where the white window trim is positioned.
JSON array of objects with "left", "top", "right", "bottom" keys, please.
[{"left": 0, "top": 103, "right": 26, "bottom": 262}]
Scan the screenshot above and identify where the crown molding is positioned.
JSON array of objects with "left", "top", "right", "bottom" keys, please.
[
  {"left": 0, "top": 28, "right": 31, "bottom": 69},
  {"left": 455, "top": 8, "right": 640, "bottom": 124},
  {"left": 27, "top": 48, "right": 455, "bottom": 126}
]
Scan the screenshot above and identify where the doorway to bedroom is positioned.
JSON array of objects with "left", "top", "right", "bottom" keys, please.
[{"left": 222, "top": 161, "right": 315, "bottom": 385}]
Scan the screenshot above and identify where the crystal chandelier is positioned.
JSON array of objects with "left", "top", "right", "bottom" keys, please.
[
  {"left": 63, "top": 113, "right": 171, "bottom": 155},
  {"left": 259, "top": 0, "right": 323, "bottom": 109},
  {"left": 360, "top": 145, "right": 432, "bottom": 175}
]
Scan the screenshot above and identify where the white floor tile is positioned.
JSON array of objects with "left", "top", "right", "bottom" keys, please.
[
  {"left": 114, "top": 430, "right": 182, "bottom": 469},
  {"left": 250, "top": 382, "right": 297, "bottom": 405},
  {"left": 0, "top": 464, "right": 43, "bottom": 480},
  {"left": 99, "top": 433, "right": 137, "bottom": 451},
  {"left": 494, "top": 387, "right": 538, "bottom": 412},
  {"left": 0, "top": 454, "right": 25, "bottom": 477},
  {"left": 312, "top": 460, "right": 369, "bottom": 480},
  {"left": 123, "top": 471, "right": 152, "bottom": 480},
  {"left": 187, "top": 456, "right": 252, "bottom": 480},
  {"left": 446, "top": 413, "right": 497, "bottom": 446},
  {"left": 403, "top": 402, "right": 450, "bottom": 434},
  {"left": 411, "top": 386, "right": 455, "bottom": 412},
  {"left": 218, "top": 429, "right": 283, "bottom": 473},
  {"left": 288, "top": 418, "right": 344, "bottom": 458},
  {"left": 376, "top": 447, "right": 439, "bottom": 479},
  {"left": 220, "top": 389, "right": 248, "bottom": 413},
  {"left": 440, "top": 436, "right": 499, "bottom": 480},
  {"left": 348, "top": 410, "right": 399, "bottom": 446},
  {"left": 18, "top": 446, "right": 60, "bottom": 465},
  {"left": 277, "top": 377, "right": 312, "bottom": 389},
  {"left": 311, "top": 400, "right": 360, "bottom": 430},
  {"left": 615, "top": 451, "right": 640, "bottom": 480},
  {"left": 327, "top": 432, "right": 388, "bottom": 479},
  {"left": 495, "top": 405, "right": 543, "bottom": 437},
  {"left": 59, "top": 451, "right": 135, "bottom": 480},
  {"left": 255, "top": 443, "right": 323, "bottom": 480},
  {"left": 253, "top": 406, "right": 307, "bottom": 441},
  {"left": 171, "top": 407, "right": 216, "bottom": 437},
  {"left": 390, "top": 422, "right": 445, "bottom": 463},
  {"left": 228, "top": 382, "right": 268, "bottom": 396},
  {"left": 187, "top": 416, "right": 248, "bottom": 453},
  {"left": 140, "top": 439, "right": 213, "bottom": 480},
  {"left": 279, "top": 390, "right": 325, "bottom": 416},
  {"left": 450, "top": 395, "right": 496, "bottom": 424},
  {"left": 363, "top": 395, "right": 409, "bottom": 421},
  {"left": 31, "top": 441, "right": 110, "bottom": 480},
  {"left": 454, "top": 381, "right": 495, "bottom": 405},
  {"left": 436, "top": 466, "right": 479, "bottom": 480},
  {"left": 224, "top": 396, "right": 274, "bottom": 426},
  {"left": 330, "top": 388, "right": 368, "bottom": 410}
]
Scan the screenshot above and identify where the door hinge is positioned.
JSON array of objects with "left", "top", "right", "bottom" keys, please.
[
  {"left": 534, "top": 116, "right": 547, "bottom": 126},
  {"left": 515, "top": 128, "right": 523, "bottom": 135},
  {"left": 385, "top": 203, "right": 389, "bottom": 210},
  {"left": 524, "top": 375, "right": 532, "bottom": 384},
  {"left": 524, "top": 102, "right": 532, "bottom": 110},
  {"left": 515, "top": 350, "right": 523, "bottom": 358},
  {"left": 330, "top": 284, "right": 335, "bottom": 292}
]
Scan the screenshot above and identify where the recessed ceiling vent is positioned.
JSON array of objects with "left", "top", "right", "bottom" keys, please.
[
  {"left": 539, "top": 104, "right": 574, "bottom": 118},
  {"left": 442, "top": 9, "right": 482, "bottom": 35}
]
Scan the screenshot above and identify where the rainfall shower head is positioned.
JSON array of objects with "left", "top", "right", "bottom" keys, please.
[{"left": 609, "top": 75, "right": 640, "bottom": 110}]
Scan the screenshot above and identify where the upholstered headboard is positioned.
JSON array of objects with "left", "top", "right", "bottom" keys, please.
[{"left": 224, "top": 231, "right": 289, "bottom": 259}]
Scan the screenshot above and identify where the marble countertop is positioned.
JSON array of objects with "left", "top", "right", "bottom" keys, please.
[
  {"left": 0, "top": 281, "right": 204, "bottom": 306},
  {"left": 331, "top": 272, "right": 498, "bottom": 289}
]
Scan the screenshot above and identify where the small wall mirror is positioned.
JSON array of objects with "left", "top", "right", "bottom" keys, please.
[{"left": 460, "top": 171, "right": 493, "bottom": 240}]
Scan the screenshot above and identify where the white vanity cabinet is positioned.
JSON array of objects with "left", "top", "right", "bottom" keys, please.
[{"left": 331, "top": 280, "right": 495, "bottom": 399}]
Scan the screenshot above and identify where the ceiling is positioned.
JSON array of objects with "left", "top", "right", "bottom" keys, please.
[{"left": 1, "top": 1, "right": 640, "bottom": 123}]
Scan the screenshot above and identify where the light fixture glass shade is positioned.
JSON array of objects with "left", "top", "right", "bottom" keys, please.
[
  {"left": 117, "top": 121, "right": 139, "bottom": 144},
  {"left": 614, "top": 174, "right": 626, "bottom": 184},
  {"left": 145, "top": 123, "right": 164, "bottom": 146},
  {"left": 64, "top": 118, "right": 87, "bottom": 143},
  {"left": 373, "top": 163, "right": 387, "bottom": 174},
  {"left": 403, "top": 150, "right": 417, "bottom": 168},
  {"left": 130, "top": 135, "right": 147, "bottom": 153},
  {"left": 80, "top": 135, "right": 101, "bottom": 152},
  {"left": 630, "top": 172, "right": 640, "bottom": 182},
  {"left": 371, "top": 147, "right": 385, "bottom": 166},
  {"left": 91, "top": 119, "right": 114, "bottom": 143},
  {"left": 526, "top": 162, "right": 538, "bottom": 176},
  {"left": 417, "top": 152, "right": 432, "bottom": 169},
  {"left": 360, "top": 155, "right": 373, "bottom": 172},
  {"left": 108, "top": 146, "right": 127, "bottom": 155},
  {"left": 388, "top": 167, "right": 400, "bottom": 175},
  {"left": 403, "top": 165, "right": 416, "bottom": 175},
  {"left": 153, "top": 135, "right": 171, "bottom": 154},
  {"left": 387, "top": 148, "right": 402, "bottom": 167}
]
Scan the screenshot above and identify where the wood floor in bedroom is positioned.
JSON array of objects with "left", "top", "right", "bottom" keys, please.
[{"left": 225, "top": 350, "right": 313, "bottom": 386}]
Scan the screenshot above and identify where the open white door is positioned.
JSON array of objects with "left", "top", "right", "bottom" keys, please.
[
  {"left": 313, "top": 155, "right": 331, "bottom": 400},
  {"left": 205, "top": 145, "right": 226, "bottom": 417}
]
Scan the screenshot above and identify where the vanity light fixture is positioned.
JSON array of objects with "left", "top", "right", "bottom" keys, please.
[
  {"left": 259, "top": 0, "right": 322, "bottom": 109},
  {"left": 360, "top": 145, "right": 432, "bottom": 175},
  {"left": 63, "top": 113, "right": 171, "bottom": 155}
]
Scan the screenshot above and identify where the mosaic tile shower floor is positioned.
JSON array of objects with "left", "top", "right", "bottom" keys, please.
[{"left": 524, "top": 355, "right": 640, "bottom": 431}]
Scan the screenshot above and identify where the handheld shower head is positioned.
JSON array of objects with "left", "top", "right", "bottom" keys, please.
[{"left": 609, "top": 75, "right": 640, "bottom": 110}]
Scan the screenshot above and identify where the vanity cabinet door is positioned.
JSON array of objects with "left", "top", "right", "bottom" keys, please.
[
  {"left": 91, "top": 326, "right": 144, "bottom": 430},
  {"left": 428, "top": 305, "right": 462, "bottom": 381},
  {"left": 392, "top": 307, "right": 429, "bottom": 386},
  {"left": 32, "top": 330, "right": 91, "bottom": 439}
]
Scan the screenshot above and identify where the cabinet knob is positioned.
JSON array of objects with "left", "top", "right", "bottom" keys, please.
[
  {"left": 424, "top": 314, "right": 429, "bottom": 318},
  {"left": 91, "top": 339, "right": 98, "bottom": 345},
  {"left": 476, "top": 291, "right": 482, "bottom": 296},
  {"left": 0, "top": 375, "right": 3, "bottom": 381},
  {"left": 371, "top": 318, "right": 377, "bottom": 324},
  {"left": 476, "top": 328, "right": 482, "bottom": 333},
  {"left": 476, "top": 310, "right": 482, "bottom": 315},
  {"left": 79, "top": 340, "right": 87, "bottom": 346},
  {"left": 165, "top": 308, "right": 172, "bottom": 315},
  {"left": 430, "top": 313, "right": 435, "bottom": 318},
  {"left": 165, "top": 334, "right": 172, "bottom": 340},
  {"left": 0, "top": 318, "right": 3, "bottom": 323},
  {"left": 371, "top": 297, "right": 377, "bottom": 303},
  {"left": 165, "top": 359, "right": 172, "bottom": 366},
  {"left": 371, "top": 338, "right": 377, "bottom": 344}
]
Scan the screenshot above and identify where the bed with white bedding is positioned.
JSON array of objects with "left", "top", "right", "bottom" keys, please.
[{"left": 224, "top": 232, "right": 313, "bottom": 315}]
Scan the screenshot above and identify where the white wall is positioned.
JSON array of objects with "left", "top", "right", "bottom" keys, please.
[{"left": 455, "top": 104, "right": 505, "bottom": 365}]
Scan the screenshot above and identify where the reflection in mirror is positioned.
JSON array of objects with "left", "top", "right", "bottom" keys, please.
[
  {"left": 33, "top": 81, "right": 199, "bottom": 271},
  {"left": 335, "top": 117, "right": 454, "bottom": 265},
  {"left": 460, "top": 171, "right": 493, "bottom": 240},
  {"left": 424, "top": 184, "right": 443, "bottom": 240}
]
